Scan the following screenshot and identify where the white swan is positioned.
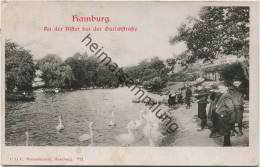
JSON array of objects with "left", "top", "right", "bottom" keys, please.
[
  {"left": 54, "top": 88, "right": 59, "bottom": 93},
  {"left": 25, "top": 131, "right": 29, "bottom": 146},
  {"left": 115, "top": 121, "right": 136, "bottom": 146},
  {"left": 142, "top": 113, "right": 165, "bottom": 146},
  {"left": 79, "top": 122, "right": 94, "bottom": 145},
  {"left": 143, "top": 119, "right": 156, "bottom": 146},
  {"left": 133, "top": 109, "right": 147, "bottom": 129},
  {"left": 108, "top": 111, "right": 116, "bottom": 127},
  {"left": 56, "top": 115, "right": 64, "bottom": 132}
]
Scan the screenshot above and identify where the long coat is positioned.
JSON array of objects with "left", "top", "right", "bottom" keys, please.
[
  {"left": 230, "top": 88, "right": 244, "bottom": 123},
  {"left": 185, "top": 87, "right": 192, "bottom": 104},
  {"left": 197, "top": 97, "right": 208, "bottom": 119},
  {"left": 208, "top": 93, "right": 222, "bottom": 120},
  {"left": 215, "top": 91, "right": 236, "bottom": 135},
  {"left": 168, "top": 94, "right": 176, "bottom": 106}
]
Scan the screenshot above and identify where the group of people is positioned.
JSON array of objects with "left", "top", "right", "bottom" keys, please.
[
  {"left": 168, "top": 85, "right": 193, "bottom": 109},
  {"left": 167, "top": 77, "right": 245, "bottom": 147},
  {"left": 197, "top": 77, "right": 245, "bottom": 146}
]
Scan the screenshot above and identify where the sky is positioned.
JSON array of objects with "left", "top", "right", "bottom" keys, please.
[{"left": 2, "top": 1, "right": 202, "bottom": 66}]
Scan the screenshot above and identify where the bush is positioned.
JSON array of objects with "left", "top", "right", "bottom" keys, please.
[{"left": 143, "top": 76, "right": 166, "bottom": 91}]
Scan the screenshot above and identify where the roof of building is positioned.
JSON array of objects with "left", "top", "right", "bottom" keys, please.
[{"left": 202, "top": 55, "right": 246, "bottom": 72}]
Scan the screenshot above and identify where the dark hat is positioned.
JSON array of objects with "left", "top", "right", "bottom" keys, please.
[{"left": 233, "top": 75, "right": 241, "bottom": 81}]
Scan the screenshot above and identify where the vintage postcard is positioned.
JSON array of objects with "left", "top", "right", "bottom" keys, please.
[{"left": 0, "top": 0, "right": 259, "bottom": 166}]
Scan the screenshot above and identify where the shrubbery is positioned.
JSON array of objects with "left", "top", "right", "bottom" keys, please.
[{"left": 37, "top": 53, "right": 121, "bottom": 89}]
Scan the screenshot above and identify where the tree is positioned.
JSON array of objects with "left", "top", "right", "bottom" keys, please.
[
  {"left": 125, "top": 57, "right": 168, "bottom": 90},
  {"left": 58, "top": 64, "right": 75, "bottom": 88},
  {"left": 64, "top": 53, "right": 120, "bottom": 88},
  {"left": 65, "top": 53, "right": 98, "bottom": 88},
  {"left": 149, "top": 57, "right": 165, "bottom": 71},
  {"left": 166, "top": 58, "right": 176, "bottom": 72},
  {"left": 94, "top": 65, "right": 119, "bottom": 88},
  {"left": 37, "top": 54, "right": 64, "bottom": 88},
  {"left": 5, "top": 40, "right": 35, "bottom": 91},
  {"left": 170, "top": 7, "right": 249, "bottom": 65}
]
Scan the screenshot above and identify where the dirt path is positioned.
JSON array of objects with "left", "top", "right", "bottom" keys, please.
[
  {"left": 171, "top": 103, "right": 220, "bottom": 146},
  {"left": 137, "top": 88, "right": 249, "bottom": 147},
  {"left": 169, "top": 101, "right": 249, "bottom": 147}
]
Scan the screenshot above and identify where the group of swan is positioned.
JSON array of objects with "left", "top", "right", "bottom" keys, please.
[
  {"left": 78, "top": 110, "right": 115, "bottom": 145},
  {"left": 115, "top": 121, "right": 137, "bottom": 146},
  {"left": 114, "top": 110, "right": 146, "bottom": 146},
  {"left": 24, "top": 109, "right": 162, "bottom": 146},
  {"left": 115, "top": 109, "right": 164, "bottom": 146},
  {"left": 55, "top": 115, "right": 94, "bottom": 145},
  {"left": 60, "top": 111, "right": 114, "bottom": 145},
  {"left": 25, "top": 115, "right": 65, "bottom": 146}
]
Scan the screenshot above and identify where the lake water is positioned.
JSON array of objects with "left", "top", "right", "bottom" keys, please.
[{"left": 5, "top": 87, "right": 156, "bottom": 146}]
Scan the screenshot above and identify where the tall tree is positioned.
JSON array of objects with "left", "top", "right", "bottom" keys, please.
[
  {"left": 5, "top": 40, "right": 35, "bottom": 91},
  {"left": 37, "top": 54, "right": 64, "bottom": 88}
]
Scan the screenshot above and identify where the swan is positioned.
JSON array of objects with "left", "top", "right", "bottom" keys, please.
[
  {"left": 142, "top": 113, "right": 165, "bottom": 146},
  {"left": 56, "top": 115, "right": 64, "bottom": 132},
  {"left": 25, "top": 131, "right": 29, "bottom": 146},
  {"left": 108, "top": 111, "right": 116, "bottom": 127},
  {"left": 115, "top": 121, "right": 136, "bottom": 146},
  {"left": 132, "top": 109, "right": 147, "bottom": 129},
  {"left": 54, "top": 88, "right": 59, "bottom": 93},
  {"left": 143, "top": 119, "right": 156, "bottom": 146},
  {"left": 79, "top": 122, "right": 94, "bottom": 145}
]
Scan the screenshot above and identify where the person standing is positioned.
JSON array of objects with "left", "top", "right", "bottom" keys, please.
[
  {"left": 177, "top": 89, "right": 183, "bottom": 104},
  {"left": 215, "top": 84, "right": 237, "bottom": 146},
  {"left": 197, "top": 95, "right": 208, "bottom": 131},
  {"left": 230, "top": 78, "right": 244, "bottom": 136},
  {"left": 208, "top": 91, "right": 222, "bottom": 137},
  {"left": 185, "top": 85, "right": 192, "bottom": 109},
  {"left": 168, "top": 93, "right": 176, "bottom": 107}
]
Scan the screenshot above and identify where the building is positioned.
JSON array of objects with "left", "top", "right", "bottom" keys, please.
[{"left": 201, "top": 55, "right": 246, "bottom": 81}]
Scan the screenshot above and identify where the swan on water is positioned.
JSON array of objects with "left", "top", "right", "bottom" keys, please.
[
  {"left": 79, "top": 122, "right": 94, "bottom": 145},
  {"left": 56, "top": 115, "right": 64, "bottom": 132},
  {"left": 54, "top": 88, "right": 59, "bottom": 93},
  {"left": 108, "top": 111, "right": 116, "bottom": 127},
  {"left": 25, "top": 131, "right": 29, "bottom": 146},
  {"left": 142, "top": 113, "right": 165, "bottom": 146},
  {"left": 115, "top": 121, "right": 137, "bottom": 146},
  {"left": 132, "top": 109, "right": 147, "bottom": 129}
]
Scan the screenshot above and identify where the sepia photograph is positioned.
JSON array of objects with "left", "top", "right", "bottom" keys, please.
[{"left": 1, "top": 1, "right": 258, "bottom": 166}]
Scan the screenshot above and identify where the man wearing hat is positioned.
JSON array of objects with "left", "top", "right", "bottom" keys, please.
[
  {"left": 197, "top": 94, "right": 208, "bottom": 131},
  {"left": 230, "top": 76, "right": 244, "bottom": 136},
  {"left": 215, "top": 76, "right": 244, "bottom": 146}
]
